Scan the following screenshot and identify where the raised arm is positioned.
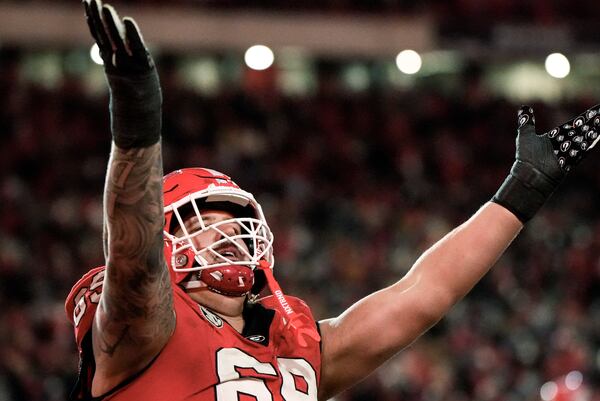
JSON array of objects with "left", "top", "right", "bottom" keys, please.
[
  {"left": 318, "top": 105, "right": 600, "bottom": 400},
  {"left": 82, "top": 1, "right": 174, "bottom": 394}
]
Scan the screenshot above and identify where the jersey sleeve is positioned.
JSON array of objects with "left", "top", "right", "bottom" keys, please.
[
  {"left": 260, "top": 295, "right": 316, "bottom": 322},
  {"left": 65, "top": 266, "right": 106, "bottom": 350},
  {"left": 260, "top": 294, "right": 321, "bottom": 348}
]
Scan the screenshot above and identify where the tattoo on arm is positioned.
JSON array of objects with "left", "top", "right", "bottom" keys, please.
[
  {"left": 98, "top": 143, "right": 174, "bottom": 356},
  {"left": 98, "top": 325, "right": 130, "bottom": 357}
]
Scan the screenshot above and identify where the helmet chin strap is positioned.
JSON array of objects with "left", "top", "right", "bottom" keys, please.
[{"left": 256, "top": 260, "right": 321, "bottom": 348}]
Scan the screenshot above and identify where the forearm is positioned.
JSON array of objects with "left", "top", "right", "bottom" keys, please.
[
  {"left": 407, "top": 202, "right": 522, "bottom": 313},
  {"left": 102, "top": 143, "right": 168, "bottom": 314},
  {"left": 104, "top": 143, "right": 163, "bottom": 265}
]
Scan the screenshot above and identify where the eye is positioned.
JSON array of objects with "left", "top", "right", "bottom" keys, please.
[
  {"left": 186, "top": 222, "right": 201, "bottom": 232},
  {"left": 181, "top": 216, "right": 202, "bottom": 233}
]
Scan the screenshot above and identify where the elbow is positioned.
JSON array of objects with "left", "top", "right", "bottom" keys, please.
[
  {"left": 411, "top": 285, "right": 459, "bottom": 329},
  {"left": 395, "top": 269, "right": 462, "bottom": 327}
]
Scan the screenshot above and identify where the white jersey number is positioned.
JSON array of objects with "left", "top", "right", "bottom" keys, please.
[
  {"left": 72, "top": 270, "right": 104, "bottom": 327},
  {"left": 216, "top": 348, "right": 317, "bottom": 401}
]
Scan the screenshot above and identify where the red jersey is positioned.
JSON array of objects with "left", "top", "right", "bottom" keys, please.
[{"left": 65, "top": 266, "right": 322, "bottom": 401}]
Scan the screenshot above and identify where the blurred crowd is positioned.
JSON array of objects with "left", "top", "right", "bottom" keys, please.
[
  {"left": 1, "top": 45, "right": 600, "bottom": 401},
  {"left": 7, "top": 0, "right": 600, "bottom": 25}
]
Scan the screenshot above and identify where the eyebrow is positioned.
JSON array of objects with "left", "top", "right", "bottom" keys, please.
[
  {"left": 181, "top": 211, "right": 235, "bottom": 230},
  {"left": 184, "top": 214, "right": 217, "bottom": 227},
  {"left": 200, "top": 215, "right": 218, "bottom": 225}
]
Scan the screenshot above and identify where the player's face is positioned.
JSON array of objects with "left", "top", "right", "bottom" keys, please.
[{"left": 173, "top": 209, "right": 251, "bottom": 264}]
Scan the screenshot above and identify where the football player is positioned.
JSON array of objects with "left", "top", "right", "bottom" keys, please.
[{"left": 66, "top": 1, "right": 600, "bottom": 400}]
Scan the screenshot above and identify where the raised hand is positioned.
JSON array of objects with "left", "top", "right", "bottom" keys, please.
[
  {"left": 82, "top": 0, "right": 162, "bottom": 149},
  {"left": 541, "top": 106, "right": 600, "bottom": 171},
  {"left": 83, "top": 0, "right": 154, "bottom": 76},
  {"left": 493, "top": 104, "right": 600, "bottom": 222}
]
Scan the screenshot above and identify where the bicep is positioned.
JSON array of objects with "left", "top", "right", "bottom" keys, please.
[{"left": 101, "top": 143, "right": 170, "bottom": 322}]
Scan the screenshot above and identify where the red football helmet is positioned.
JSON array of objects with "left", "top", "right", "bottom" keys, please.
[{"left": 162, "top": 168, "right": 274, "bottom": 297}]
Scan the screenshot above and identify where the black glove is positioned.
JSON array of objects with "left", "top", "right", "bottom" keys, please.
[
  {"left": 83, "top": 0, "right": 161, "bottom": 149},
  {"left": 493, "top": 105, "right": 600, "bottom": 223},
  {"left": 83, "top": 0, "right": 154, "bottom": 75}
]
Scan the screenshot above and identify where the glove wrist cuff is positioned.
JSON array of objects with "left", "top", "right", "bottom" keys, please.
[
  {"left": 107, "top": 70, "right": 162, "bottom": 149},
  {"left": 492, "top": 160, "right": 562, "bottom": 223}
]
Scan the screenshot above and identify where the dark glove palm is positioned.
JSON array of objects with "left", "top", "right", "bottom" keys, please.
[
  {"left": 83, "top": 0, "right": 154, "bottom": 76},
  {"left": 493, "top": 104, "right": 600, "bottom": 222},
  {"left": 544, "top": 106, "right": 600, "bottom": 170},
  {"left": 518, "top": 105, "right": 600, "bottom": 171}
]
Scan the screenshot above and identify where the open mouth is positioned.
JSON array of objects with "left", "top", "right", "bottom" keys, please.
[{"left": 214, "top": 245, "right": 242, "bottom": 261}]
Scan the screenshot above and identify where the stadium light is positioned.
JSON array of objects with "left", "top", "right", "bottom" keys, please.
[
  {"left": 395, "top": 49, "right": 422, "bottom": 75},
  {"left": 540, "top": 381, "right": 558, "bottom": 401},
  {"left": 244, "top": 45, "right": 274, "bottom": 71},
  {"left": 545, "top": 52, "right": 570, "bottom": 79},
  {"left": 565, "top": 371, "right": 583, "bottom": 391},
  {"left": 90, "top": 44, "right": 104, "bottom": 66}
]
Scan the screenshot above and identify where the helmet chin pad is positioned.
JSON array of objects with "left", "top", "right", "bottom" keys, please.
[{"left": 200, "top": 265, "right": 254, "bottom": 297}]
